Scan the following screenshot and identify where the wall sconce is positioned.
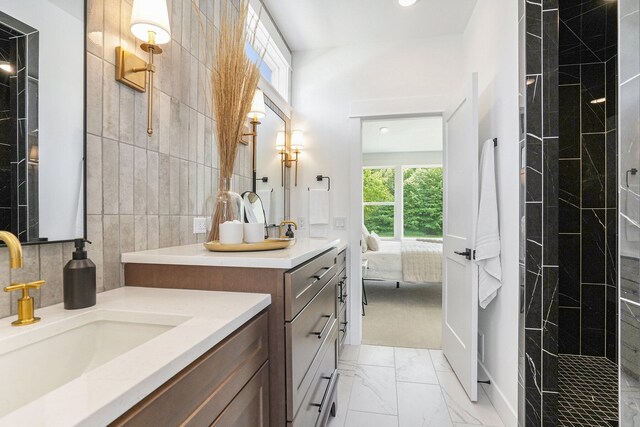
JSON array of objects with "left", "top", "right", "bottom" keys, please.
[
  {"left": 115, "top": 0, "right": 171, "bottom": 135},
  {"left": 0, "top": 61, "right": 13, "bottom": 74},
  {"left": 244, "top": 89, "right": 265, "bottom": 192},
  {"left": 277, "top": 130, "right": 303, "bottom": 187}
]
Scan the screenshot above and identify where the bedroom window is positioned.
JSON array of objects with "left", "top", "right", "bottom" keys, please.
[
  {"left": 363, "top": 168, "right": 395, "bottom": 238},
  {"left": 403, "top": 167, "right": 443, "bottom": 238}
]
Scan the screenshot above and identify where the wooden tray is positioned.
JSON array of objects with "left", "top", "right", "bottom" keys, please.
[{"left": 203, "top": 239, "right": 293, "bottom": 252}]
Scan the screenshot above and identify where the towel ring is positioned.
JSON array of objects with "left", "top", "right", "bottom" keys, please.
[{"left": 308, "top": 175, "right": 331, "bottom": 191}]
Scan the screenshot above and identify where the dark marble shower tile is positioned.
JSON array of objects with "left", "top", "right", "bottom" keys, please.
[
  {"left": 542, "top": 0, "right": 557, "bottom": 11},
  {"left": 559, "top": 159, "right": 580, "bottom": 233},
  {"left": 582, "top": 209, "right": 607, "bottom": 283},
  {"left": 582, "top": 133, "right": 606, "bottom": 208},
  {"left": 581, "top": 284, "right": 606, "bottom": 356},
  {"left": 606, "top": 130, "right": 617, "bottom": 209},
  {"left": 527, "top": 202, "right": 543, "bottom": 245},
  {"left": 581, "top": 63, "right": 606, "bottom": 133},
  {"left": 559, "top": 19, "right": 583, "bottom": 66},
  {"left": 525, "top": 328, "right": 543, "bottom": 424},
  {"left": 527, "top": 269, "right": 543, "bottom": 330},
  {"left": 559, "top": 307, "right": 581, "bottom": 354},
  {"left": 542, "top": 391, "right": 559, "bottom": 426},
  {"left": 605, "top": 2, "right": 617, "bottom": 62},
  {"left": 559, "top": 234, "right": 580, "bottom": 307},
  {"left": 606, "top": 285, "right": 617, "bottom": 363},
  {"left": 525, "top": 385, "right": 542, "bottom": 427},
  {"left": 543, "top": 267, "right": 559, "bottom": 392},
  {"left": 527, "top": 137, "right": 543, "bottom": 202},
  {"left": 527, "top": 1, "right": 542, "bottom": 75},
  {"left": 606, "top": 208, "right": 617, "bottom": 287},
  {"left": 559, "top": 85, "right": 581, "bottom": 158},
  {"left": 606, "top": 58, "right": 617, "bottom": 131},
  {"left": 527, "top": 75, "right": 543, "bottom": 138},
  {"left": 0, "top": 207, "right": 9, "bottom": 231},
  {"left": 543, "top": 9, "right": 559, "bottom": 138},
  {"left": 559, "top": 64, "right": 580, "bottom": 85},
  {"left": 580, "top": 0, "right": 608, "bottom": 60},
  {"left": 527, "top": 232, "right": 543, "bottom": 273},
  {"left": 26, "top": 32, "right": 38, "bottom": 80}
]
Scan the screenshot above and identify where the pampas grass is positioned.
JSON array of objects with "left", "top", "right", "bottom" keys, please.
[{"left": 207, "top": 0, "right": 261, "bottom": 241}]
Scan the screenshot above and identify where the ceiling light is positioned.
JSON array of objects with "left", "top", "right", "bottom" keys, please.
[
  {"left": 526, "top": 78, "right": 536, "bottom": 86},
  {"left": 379, "top": 127, "right": 390, "bottom": 134},
  {"left": 399, "top": 0, "right": 418, "bottom": 6},
  {"left": 0, "top": 61, "right": 13, "bottom": 73},
  {"left": 590, "top": 97, "right": 606, "bottom": 104}
]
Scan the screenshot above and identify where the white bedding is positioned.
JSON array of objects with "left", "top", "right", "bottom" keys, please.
[{"left": 362, "top": 240, "right": 442, "bottom": 283}]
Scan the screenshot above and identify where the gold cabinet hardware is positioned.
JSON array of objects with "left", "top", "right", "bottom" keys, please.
[{"left": 4, "top": 280, "right": 46, "bottom": 326}]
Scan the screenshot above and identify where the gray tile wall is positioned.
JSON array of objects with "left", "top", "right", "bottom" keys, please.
[{"left": 0, "top": 0, "right": 253, "bottom": 318}]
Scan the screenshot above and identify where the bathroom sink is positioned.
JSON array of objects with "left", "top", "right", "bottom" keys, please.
[{"left": 0, "top": 309, "right": 188, "bottom": 417}]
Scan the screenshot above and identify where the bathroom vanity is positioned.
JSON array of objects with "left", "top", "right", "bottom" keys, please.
[
  {"left": 122, "top": 238, "right": 345, "bottom": 427},
  {"left": 0, "top": 287, "right": 270, "bottom": 426}
]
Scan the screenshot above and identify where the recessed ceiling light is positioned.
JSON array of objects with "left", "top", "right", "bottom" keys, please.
[
  {"left": 590, "top": 97, "right": 606, "bottom": 104},
  {"left": 399, "top": 0, "right": 418, "bottom": 6},
  {"left": 379, "top": 127, "right": 390, "bottom": 134},
  {"left": 0, "top": 61, "right": 13, "bottom": 73}
]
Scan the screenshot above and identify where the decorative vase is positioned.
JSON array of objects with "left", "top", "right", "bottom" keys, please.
[{"left": 208, "top": 177, "right": 243, "bottom": 242}]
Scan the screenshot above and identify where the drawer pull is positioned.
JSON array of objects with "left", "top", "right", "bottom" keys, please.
[
  {"left": 311, "top": 372, "right": 338, "bottom": 414},
  {"left": 312, "top": 315, "right": 332, "bottom": 339},
  {"left": 312, "top": 267, "right": 332, "bottom": 281}
]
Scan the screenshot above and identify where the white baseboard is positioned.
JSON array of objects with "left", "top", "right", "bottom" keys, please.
[{"left": 478, "top": 361, "right": 518, "bottom": 427}]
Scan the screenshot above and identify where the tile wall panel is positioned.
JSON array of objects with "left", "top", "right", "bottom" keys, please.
[{"left": 0, "top": 0, "right": 253, "bottom": 315}]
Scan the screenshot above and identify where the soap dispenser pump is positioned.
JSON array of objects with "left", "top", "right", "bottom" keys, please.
[{"left": 63, "top": 239, "right": 96, "bottom": 310}]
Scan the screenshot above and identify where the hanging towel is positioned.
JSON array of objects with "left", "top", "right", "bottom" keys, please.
[
  {"left": 309, "top": 189, "right": 330, "bottom": 238},
  {"left": 476, "top": 139, "right": 502, "bottom": 309},
  {"left": 257, "top": 189, "right": 272, "bottom": 224},
  {"left": 625, "top": 181, "right": 640, "bottom": 242}
]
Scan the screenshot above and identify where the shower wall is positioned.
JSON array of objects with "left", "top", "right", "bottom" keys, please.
[{"left": 557, "top": 0, "right": 617, "bottom": 361}]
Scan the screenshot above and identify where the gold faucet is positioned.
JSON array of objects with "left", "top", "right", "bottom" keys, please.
[
  {"left": 0, "top": 231, "right": 46, "bottom": 326},
  {"left": 279, "top": 220, "right": 298, "bottom": 238}
]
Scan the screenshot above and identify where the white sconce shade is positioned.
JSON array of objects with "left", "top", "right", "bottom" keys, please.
[
  {"left": 291, "top": 130, "right": 304, "bottom": 151},
  {"left": 276, "top": 131, "right": 286, "bottom": 151},
  {"left": 131, "top": 0, "right": 171, "bottom": 44},
  {"left": 248, "top": 89, "right": 266, "bottom": 120}
]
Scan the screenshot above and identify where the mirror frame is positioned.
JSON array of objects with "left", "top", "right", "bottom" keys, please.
[
  {"left": 262, "top": 93, "right": 291, "bottom": 220},
  {"left": 0, "top": 0, "right": 87, "bottom": 246}
]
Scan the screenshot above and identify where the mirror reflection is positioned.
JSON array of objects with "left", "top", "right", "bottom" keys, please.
[
  {"left": 255, "top": 99, "right": 286, "bottom": 226},
  {"left": 0, "top": 1, "right": 85, "bottom": 243},
  {"left": 242, "top": 191, "right": 266, "bottom": 224}
]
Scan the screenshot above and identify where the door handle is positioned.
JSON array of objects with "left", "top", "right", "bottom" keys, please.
[{"left": 454, "top": 248, "right": 472, "bottom": 260}]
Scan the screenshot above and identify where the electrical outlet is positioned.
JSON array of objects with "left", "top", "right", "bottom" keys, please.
[
  {"left": 193, "top": 217, "right": 207, "bottom": 234},
  {"left": 334, "top": 216, "right": 346, "bottom": 229},
  {"left": 298, "top": 217, "right": 306, "bottom": 229}
]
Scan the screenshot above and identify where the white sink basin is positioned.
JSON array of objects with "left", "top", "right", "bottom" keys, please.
[{"left": 0, "top": 309, "right": 188, "bottom": 417}]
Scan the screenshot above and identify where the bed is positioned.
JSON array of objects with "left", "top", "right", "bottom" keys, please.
[{"left": 362, "top": 239, "right": 443, "bottom": 284}]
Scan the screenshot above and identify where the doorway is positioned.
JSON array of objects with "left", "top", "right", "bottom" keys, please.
[{"left": 359, "top": 115, "right": 444, "bottom": 349}]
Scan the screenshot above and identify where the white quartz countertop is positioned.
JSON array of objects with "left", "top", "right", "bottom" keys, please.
[
  {"left": 121, "top": 238, "right": 342, "bottom": 269},
  {"left": 0, "top": 287, "right": 270, "bottom": 427}
]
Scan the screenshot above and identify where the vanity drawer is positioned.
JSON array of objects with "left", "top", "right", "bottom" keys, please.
[
  {"left": 337, "top": 249, "right": 347, "bottom": 272},
  {"left": 111, "top": 311, "right": 268, "bottom": 427},
  {"left": 285, "top": 248, "right": 338, "bottom": 321},
  {"left": 286, "top": 274, "right": 338, "bottom": 419},
  {"left": 338, "top": 304, "right": 348, "bottom": 346},
  {"left": 289, "top": 324, "right": 339, "bottom": 427}
]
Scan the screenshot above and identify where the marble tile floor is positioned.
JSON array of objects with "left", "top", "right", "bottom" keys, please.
[{"left": 329, "top": 345, "right": 505, "bottom": 427}]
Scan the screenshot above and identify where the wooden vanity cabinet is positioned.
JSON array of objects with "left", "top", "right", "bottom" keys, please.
[
  {"left": 124, "top": 248, "right": 341, "bottom": 427},
  {"left": 111, "top": 311, "right": 269, "bottom": 427},
  {"left": 336, "top": 248, "right": 348, "bottom": 352}
]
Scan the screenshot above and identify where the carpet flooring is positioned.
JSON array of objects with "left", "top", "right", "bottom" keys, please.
[{"left": 361, "top": 280, "right": 442, "bottom": 349}]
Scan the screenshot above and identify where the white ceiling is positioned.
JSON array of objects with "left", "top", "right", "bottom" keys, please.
[
  {"left": 262, "top": 0, "right": 477, "bottom": 51},
  {"left": 362, "top": 116, "right": 443, "bottom": 154}
]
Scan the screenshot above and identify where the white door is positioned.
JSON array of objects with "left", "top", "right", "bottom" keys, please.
[{"left": 442, "top": 73, "right": 479, "bottom": 402}]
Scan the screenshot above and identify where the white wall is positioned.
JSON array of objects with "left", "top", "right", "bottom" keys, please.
[
  {"left": 363, "top": 150, "right": 442, "bottom": 167},
  {"left": 463, "top": 1, "right": 520, "bottom": 425},
  {"left": 290, "top": 35, "right": 464, "bottom": 240}
]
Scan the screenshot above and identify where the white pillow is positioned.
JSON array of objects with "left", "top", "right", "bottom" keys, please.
[
  {"left": 367, "top": 232, "right": 381, "bottom": 251},
  {"left": 361, "top": 231, "right": 369, "bottom": 253}
]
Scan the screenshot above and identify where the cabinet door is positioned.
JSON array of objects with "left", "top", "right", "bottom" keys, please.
[{"left": 211, "top": 362, "right": 270, "bottom": 427}]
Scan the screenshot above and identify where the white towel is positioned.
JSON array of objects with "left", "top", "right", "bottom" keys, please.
[
  {"left": 476, "top": 139, "right": 502, "bottom": 309},
  {"left": 625, "top": 182, "right": 640, "bottom": 242},
  {"left": 309, "top": 189, "right": 330, "bottom": 238},
  {"left": 257, "top": 189, "right": 272, "bottom": 224}
]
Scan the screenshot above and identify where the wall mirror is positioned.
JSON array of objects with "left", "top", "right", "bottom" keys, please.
[
  {"left": 254, "top": 94, "right": 290, "bottom": 226},
  {"left": 0, "top": 0, "right": 85, "bottom": 244}
]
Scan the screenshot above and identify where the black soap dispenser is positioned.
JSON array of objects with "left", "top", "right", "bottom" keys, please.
[
  {"left": 285, "top": 224, "right": 295, "bottom": 239},
  {"left": 63, "top": 239, "right": 96, "bottom": 309}
]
